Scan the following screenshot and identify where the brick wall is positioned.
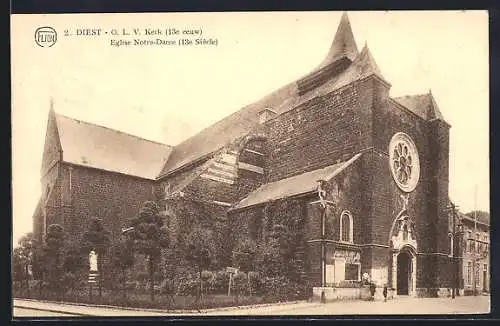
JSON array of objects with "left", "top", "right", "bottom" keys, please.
[
  {"left": 67, "top": 163, "right": 155, "bottom": 241},
  {"left": 265, "top": 78, "right": 375, "bottom": 182},
  {"left": 368, "top": 92, "right": 451, "bottom": 290},
  {"left": 428, "top": 119, "right": 451, "bottom": 256},
  {"left": 370, "top": 99, "right": 432, "bottom": 249}
]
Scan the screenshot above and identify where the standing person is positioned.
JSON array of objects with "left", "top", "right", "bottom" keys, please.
[
  {"left": 370, "top": 282, "right": 376, "bottom": 301},
  {"left": 362, "top": 272, "right": 370, "bottom": 285},
  {"left": 383, "top": 283, "right": 388, "bottom": 302}
]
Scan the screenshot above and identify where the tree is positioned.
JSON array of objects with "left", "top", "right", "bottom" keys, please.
[
  {"left": 12, "top": 233, "right": 37, "bottom": 295},
  {"left": 43, "top": 224, "right": 66, "bottom": 299},
  {"left": 31, "top": 244, "right": 47, "bottom": 297},
  {"left": 185, "top": 226, "right": 216, "bottom": 306},
  {"left": 81, "top": 217, "right": 111, "bottom": 299},
  {"left": 110, "top": 239, "right": 135, "bottom": 302},
  {"left": 128, "top": 201, "right": 170, "bottom": 302},
  {"left": 62, "top": 244, "right": 88, "bottom": 297}
]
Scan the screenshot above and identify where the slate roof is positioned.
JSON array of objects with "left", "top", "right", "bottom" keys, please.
[
  {"left": 459, "top": 211, "right": 490, "bottom": 227},
  {"left": 55, "top": 114, "right": 173, "bottom": 180},
  {"left": 158, "top": 13, "right": 386, "bottom": 178},
  {"left": 233, "top": 153, "right": 362, "bottom": 210},
  {"left": 393, "top": 92, "right": 445, "bottom": 121}
]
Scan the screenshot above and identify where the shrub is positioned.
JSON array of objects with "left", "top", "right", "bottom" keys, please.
[
  {"left": 260, "top": 276, "right": 310, "bottom": 301},
  {"left": 337, "top": 280, "right": 362, "bottom": 288},
  {"left": 232, "top": 272, "right": 249, "bottom": 296},
  {"left": 262, "top": 276, "right": 289, "bottom": 301},
  {"left": 207, "top": 270, "right": 229, "bottom": 294},
  {"left": 248, "top": 271, "right": 262, "bottom": 296},
  {"left": 176, "top": 273, "right": 199, "bottom": 296}
]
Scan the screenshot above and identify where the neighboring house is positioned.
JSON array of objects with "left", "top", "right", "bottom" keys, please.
[
  {"left": 458, "top": 212, "right": 490, "bottom": 295},
  {"left": 33, "top": 12, "right": 454, "bottom": 297}
]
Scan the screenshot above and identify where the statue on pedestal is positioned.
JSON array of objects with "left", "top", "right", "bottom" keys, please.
[{"left": 89, "top": 250, "right": 98, "bottom": 272}]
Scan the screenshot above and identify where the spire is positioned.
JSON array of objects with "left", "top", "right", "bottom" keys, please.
[
  {"left": 355, "top": 43, "right": 383, "bottom": 77},
  {"left": 318, "top": 12, "right": 359, "bottom": 68}
]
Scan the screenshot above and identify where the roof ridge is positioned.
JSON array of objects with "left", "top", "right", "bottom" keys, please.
[
  {"left": 55, "top": 113, "right": 173, "bottom": 148},
  {"left": 393, "top": 93, "right": 430, "bottom": 99}
]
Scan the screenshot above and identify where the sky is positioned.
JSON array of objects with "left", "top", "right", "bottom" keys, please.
[{"left": 11, "top": 11, "right": 489, "bottom": 246}]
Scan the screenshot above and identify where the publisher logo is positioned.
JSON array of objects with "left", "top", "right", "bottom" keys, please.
[{"left": 35, "top": 27, "right": 57, "bottom": 47}]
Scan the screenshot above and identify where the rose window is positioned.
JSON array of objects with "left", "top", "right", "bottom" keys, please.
[{"left": 389, "top": 132, "right": 420, "bottom": 192}]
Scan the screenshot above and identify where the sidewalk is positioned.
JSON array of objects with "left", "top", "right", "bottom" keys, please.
[
  {"left": 13, "top": 295, "right": 490, "bottom": 317},
  {"left": 13, "top": 298, "right": 312, "bottom": 317}
]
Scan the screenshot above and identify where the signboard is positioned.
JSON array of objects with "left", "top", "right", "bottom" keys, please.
[
  {"left": 333, "top": 250, "right": 361, "bottom": 264},
  {"left": 226, "top": 267, "right": 239, "bottom": 296}
]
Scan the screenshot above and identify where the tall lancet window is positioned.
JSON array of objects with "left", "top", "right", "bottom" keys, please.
[{"left": 340, "top": 210, "right": 353, "bottom": 243}]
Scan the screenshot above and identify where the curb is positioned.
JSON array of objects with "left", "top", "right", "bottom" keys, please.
[
  {"left": 13, "top": 297, "right": 309, "bottom": 314},
  {"left": 13, "top": 305, "right": 93, "bottom": 317}
]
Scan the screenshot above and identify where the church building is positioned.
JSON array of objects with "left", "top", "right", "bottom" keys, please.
[{"left": 33, "top": 13, "right": 454, "bottom": 297}]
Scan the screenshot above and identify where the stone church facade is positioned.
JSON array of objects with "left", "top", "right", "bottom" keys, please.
[{"left": 33, "top": 13, "right": 454, "bottom": 297}]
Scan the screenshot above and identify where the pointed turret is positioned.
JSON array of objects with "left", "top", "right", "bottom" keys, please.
[
  {"left": 354, "top": 43, "right": 383, "bottom": 77},
  {"left": 427, "top": 90, "right": 445, "bottom": 121},
  {"left": 318, "top": 12, "right": 359, "bottom": 68},
  {"left": 330, "top": 43, "right": 388, "bottom": 90}
]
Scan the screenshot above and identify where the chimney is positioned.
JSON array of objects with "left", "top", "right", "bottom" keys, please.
[{"left": 258, "top": 108, "right": 277, "bottom": 124}]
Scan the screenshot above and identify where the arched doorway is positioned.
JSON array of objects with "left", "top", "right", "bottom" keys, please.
[{"left": 397, "top": 251, "right": 411, "bottom": 295}]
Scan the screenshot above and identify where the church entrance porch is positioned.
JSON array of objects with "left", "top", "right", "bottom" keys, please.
[{"left": 391, "top": 246, "right": 417, "bottom": 297}]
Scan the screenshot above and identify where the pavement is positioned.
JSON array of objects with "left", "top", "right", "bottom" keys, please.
[{"left": 13, "top": 295, "right": 490, "bottom": 317}]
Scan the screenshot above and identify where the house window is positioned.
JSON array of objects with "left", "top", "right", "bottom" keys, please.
[
  {"left": 466, "top": 231, "right": 472, "bottom": 252},
  {"left": 476, "top": 233, "right": 481, "bottom": 253},
  {"left": 467, "top": 261, "right": 472, "bottom": 285},
  {"left": 340, "top": 210, "right": 353, "bottom": 243},
  {"left": 403, "top": 224, "right": 408, "bottom": 241}
]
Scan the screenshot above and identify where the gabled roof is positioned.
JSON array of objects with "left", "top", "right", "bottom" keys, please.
[
  {"left": 393, "top": 91, "right": 446, "bottom": 122},
  {"left": 158, "top": 14, "right": 386, "bottom": 178},
  {"left": 459, "top": 211, "right": 490, "bottom": 227},
  {"left": 317, "top": 12, "right": 359, "bottom": 68},
  {"left": 54, "top": 113, "right": 173, "bottom": 180},
  {"left": 233, "top": 153, "right": 362, "bottom": 210}
]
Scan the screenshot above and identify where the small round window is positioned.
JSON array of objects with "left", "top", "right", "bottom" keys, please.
[{"left": 389, "top": 132, "right": 420, "bottom": 192}]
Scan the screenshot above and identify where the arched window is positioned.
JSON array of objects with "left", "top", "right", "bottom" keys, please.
[
  {"left": 340, "top": 211, "right": 353, "bottom": 243},
  {"left": 448, "top": 233, "right": 454, "bottom": 257}
]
